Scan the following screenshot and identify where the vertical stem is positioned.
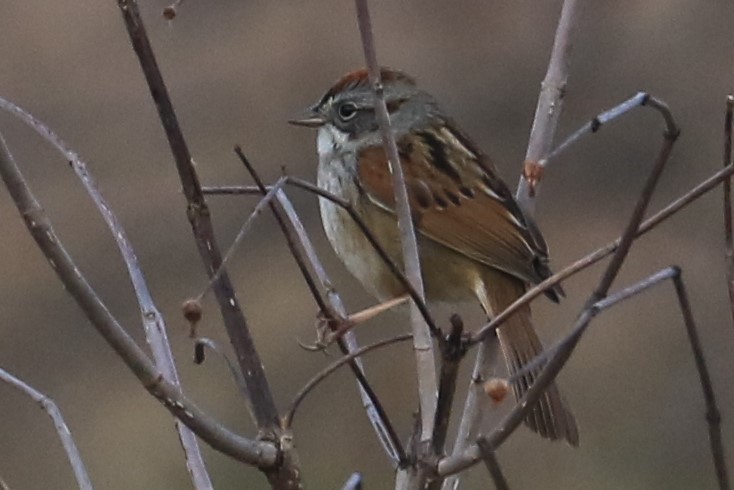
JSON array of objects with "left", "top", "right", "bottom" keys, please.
[
  {"left": 672, "top": 275, "right": 730, "bottom": 490},
  {"left": 115, "top": 0, "right": 280, "bottom": 431},
  {"left": 516, "top": 0, "right": 581, "bottom": 215},
  {"left": 722, "top": 96, "right": 734, "bottom": 328},
  {"left": 354, "top": 0, "right": 438, "bottom": 451}
]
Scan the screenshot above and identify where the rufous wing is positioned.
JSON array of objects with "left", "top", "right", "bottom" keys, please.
[{"left": 356, "top": 125, "right": 547, "bottom": 286}]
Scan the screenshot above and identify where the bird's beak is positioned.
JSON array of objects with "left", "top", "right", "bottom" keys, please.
[{"left": 288, "top": 105, "right": 326, "bottom": 128}]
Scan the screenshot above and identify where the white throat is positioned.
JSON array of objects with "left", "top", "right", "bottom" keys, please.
[{"left": 317, "top": 125, "right": 353, "bottom": 161}]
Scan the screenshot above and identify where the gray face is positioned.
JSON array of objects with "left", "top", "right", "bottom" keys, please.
[{"left": 316, "top": 80, "right": 443, "bottom": 141}]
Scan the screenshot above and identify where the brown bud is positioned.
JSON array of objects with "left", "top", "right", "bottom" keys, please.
[
  {"left": 483, "top": 377, "right": 509, "bottom": 403},
  {"left": 182, "top": 298, "right": 202, "bottom": 325},
  {"left": 162, "top": 6, "right": 177, "bottom": 20}
]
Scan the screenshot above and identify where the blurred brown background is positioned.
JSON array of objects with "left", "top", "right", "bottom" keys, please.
[{"left": 1, "top": 1, "right": 733, "bottom": 488}]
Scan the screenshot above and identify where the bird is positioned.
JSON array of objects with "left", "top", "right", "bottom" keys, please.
[{"left": 289, "top": 68, "right": 578, "bottom": 445}]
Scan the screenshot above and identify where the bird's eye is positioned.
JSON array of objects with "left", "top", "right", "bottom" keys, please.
[{"left": 337, "top": 102, "right": 358, "bottom": 121}]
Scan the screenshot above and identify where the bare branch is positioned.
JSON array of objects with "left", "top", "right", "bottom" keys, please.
[
  {"left": 516, "top": 0, "right": 581, "bottom": 213},
  {"left": 473, "top": 99, "right": 686, "bottom": 344},
  {"left": 441, "top": 99, "right": 679, "bottom": 475},
  {"left": 114, "top": 1, "right": 284, "bottom": 449},
  {"left": 427, "top": 316, "right": 468, "bottom": 490},
  {"left": 233, "top": 148, "right": 406, "bottom": 465},
  {"left": 544, "top": 92, "right": 677, "bottom": 167},
  {"left": 0, "top": 368, "right": 93, "bottom": 490},
  {"left": 672, "top": 274, "right": 730, "bottom": 490},
  {"left": 439, "top": 267, "right": 675, "bottom": 476},
  {"left": 195, "top": 176, "right": 288, "bottom": 304},
  {"left": 723, "top": 96, "right": 734, "bottom": 329},
  {"left": 341, "top": 473, "right": 363, "bottom": 490},
  {"left": 233, "top": 148, "right": 336, "bottom": 319},
  {"left": 354, "top": 0, "right": 439, "bottom": 454},
  {"left": 593, "top": 97, "right": 679, "bottom": 296},
  {"left": 193, "top": 337, "right": 250, "bottom": 405},
  {"left": 203, "top": 185, "right": 265, "bottom": 195},
  {"left": 276, "top": 188, "right": 407, "bottom": 464},
  {"left": 440, "top": 334, "right": 500, "bottom": 490},
  {"left": 432, "top": 315, "right": 467, "bottom": 455},
  {"left": 0, "top": 131, "right": 277, "bottom": 467},
  {"left": 0, "top": 96, "right": 212, "bottom": 489},
  {"left": 476, "top": 439, "right": 509, "bottom": 490}
]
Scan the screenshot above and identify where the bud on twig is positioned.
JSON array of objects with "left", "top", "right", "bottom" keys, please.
[{"left": 483, "top": 378, "right": 509, "bottom": 404}]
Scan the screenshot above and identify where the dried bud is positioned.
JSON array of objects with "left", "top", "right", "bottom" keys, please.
[
  {"left": 483, "top": 377, "right": 509, "bottom": 403},
  {"left": 193, "top": 342, "right": 205, "bottom": 364},
  {"left": 182, "top": 298, "right": 202, "bottom": 325},
  {"left": 162, "top": 6, "right": 177, "bottom": 20},
  {"left": 522, "top": 160, "right": 544, "bottom": 197}
]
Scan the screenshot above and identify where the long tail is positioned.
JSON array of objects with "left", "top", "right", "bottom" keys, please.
[{"left": 477, "top": 270, "right": 579, "bottom": 446}]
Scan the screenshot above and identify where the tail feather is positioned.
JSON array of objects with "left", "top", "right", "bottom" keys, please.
[{"left": 477, "top": 270, "right": 579, "bottom": 446}]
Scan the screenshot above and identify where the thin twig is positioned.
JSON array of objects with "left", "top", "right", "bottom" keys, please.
[
  {"left": 234, "top": 148, "right": 406, "bottom": 465},
  {"left": 545, "top": 92, "right": 675, "bottom": 166},
  {"left": 472, "top": 96, "right": 681, "bottom": 344},
  {"left": 193, "top": 337, "right": 250, "bottom": 405},
  {"left": 115, "top": 2, "right": 284, "bottom": 454},
  {"left": 195, "top": 176, "right": 288, "bottom": 303},
  {"left": 0, "top": 96, "right": 212, "bottom": 489},
  {"left": 206, "top": 158, "right": 734, "bottom": 351},
  {"left": 723, "top": 96, "right": 734, "bottom": 329},
  {"left": 273, "top": 188, "right": 407, "bottom": 465},
  {"left": 439, "top": 265, "right": 678, "bottom": 476},
  {"left": 451, "top": 6, "right": 580, "bottom": 486},
  {"left": 441, "top": 101, "right": 679, "bottom": 476},
  {"left": 511, "top": 267, "right": 680, "bottom": 380},
  {"left": 203, "top": 185, "right": 266, "bottom": 195},
  {"left": 672, "top": 274, "right": 730, "bottom": 490},
  {"left": 341, "top": 473, "right": 363, "bottom": 490},
  {"left": 0, "top": 368, "right": 93, "bottom": 490},
  {"left": 283, "top": 334, "right": 412, "bottom": 428},
  {"left": 441, "top": 334, "right": 500, "bottom": 490},
  {"left": 355, "top": 0, "right": 439, "bottom": 457},
  {"left": 593, "top": 97, "right": 679, "bottom": 296},
  {"left": 432, "top": 315, "right": 467, "bottom": 455},
  {"left": 473, "top": 161, "right": 734, "bottom": 343},
  {"left": 516, "top": 0, "right": 581, "bottom": 214},
  {"left": 233, "top": 148, "right": 335, "bottom": 319},
  {"left": 476, "top": 439, "right": 509, "bottom": 490},
  {"left": 427, "top": 316, "right": 468, "bottom": 490},
  {"left": 0, "top": 131, "right": 277, "bottom": 467}
]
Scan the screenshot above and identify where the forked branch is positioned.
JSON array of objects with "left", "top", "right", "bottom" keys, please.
[
  {"left": 0, "top": 131, "right": 277, "bottom": 468},
  {"left": 0, "top": 95, "right": 212, "bottom": 489},
  {"left": 115, "top": 0, "right": 283, "bottom": 442}
]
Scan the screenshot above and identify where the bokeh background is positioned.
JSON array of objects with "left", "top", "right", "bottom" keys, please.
[{"left": 1, "top": 1, "right": 733, "bottom": 488}]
